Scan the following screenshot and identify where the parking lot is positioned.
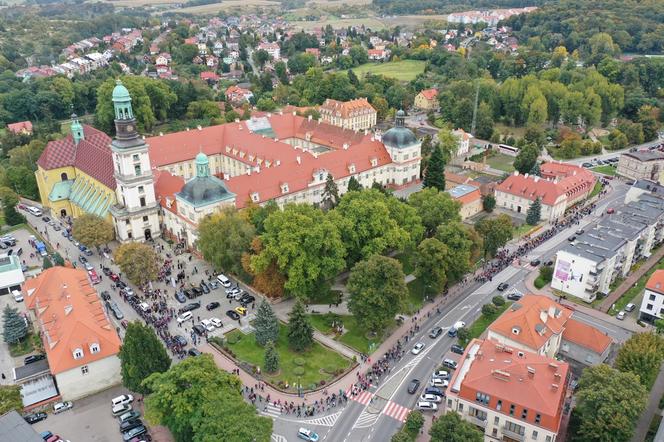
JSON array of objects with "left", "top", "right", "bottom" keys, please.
[{"left": 32, "top": 386, "right": 139, "bottom": 442}]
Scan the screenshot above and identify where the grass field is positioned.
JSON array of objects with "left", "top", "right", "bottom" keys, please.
[
  {"left": 459, "top": 302, "right": 512, "bottom": 346},
  {"left": 162, "top": 0, "right": 279, "bottom": 14},
  {"left": 309, "top": 313, "right": 391, "bottom": 354},
  {"left": 608, "top": 257, "right": 664, "bottom": 316},
  {"left": 352, "top": 60, "right": 426, "bottom": 82},
  {"left": 591, "top": 165, "right": 617, "bottom": 176},
  {"left": 292, "top": 16, "right": 387, "bottom": 31},
  {"left": 224, "top": 324, "right": 351, "bottom": 391},
  {"left": 394, "top": 248, "right": 416, "bottom": 275},
  {"left": 485, "top": 152, "right": 515, "bottom": 172},
  {"left": 589, "top": 181, "right": 603, "bottom": 199}
]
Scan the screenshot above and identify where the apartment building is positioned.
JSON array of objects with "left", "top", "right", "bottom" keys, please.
[
  {"left": 639, "top": 270, "right": 664, "bottom": 323},
  {"left": 445, "top": 338, "right": 569, "bottom": 442},
  {"left": 319, "top": 98, "right": 377, "bottom": 131},
  {"left": 617, "top": 151, "right": 664, "bottom": 183}
]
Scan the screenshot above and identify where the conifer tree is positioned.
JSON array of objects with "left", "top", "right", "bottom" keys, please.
[
  {"left": 119, "top": 321, "right": 171, "bottom": 394},
  {"left": 526, "top": 197, "right": 542, "bottom": 225},
  {"left": 287, "top": 299, "right": 314, "bottom": 352},
  {"left": 263, "top": 340, "right": 280, "bottom": 373},
  {"left": 321, "top": 173, "right": 340, "bottom": 210},
  {"left": 347, "top": 176, "right": 363, "bottom": 192},
  {"left": 423, "top": 145, "right": 446, "bottom": 191},
  {"left": 254, "top": 299, "right": 279, "bottom": 346},
  {"left": 2, "top": 305, "right": 27, "bottom": 345}
]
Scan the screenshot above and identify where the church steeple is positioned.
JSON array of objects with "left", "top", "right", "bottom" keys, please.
[
  {"left": 70, "top": 113, "right": 84, "bottom": 145},
  {"left": 112, "top": 79, "right": 138, "bottom": 142},
  {"left": 195, "top": 152, "right": 210, "bottom": 178}
]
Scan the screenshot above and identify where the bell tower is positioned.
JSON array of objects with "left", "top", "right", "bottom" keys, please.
[{"left": 108, "top": 79, "right": 161, "bottom": 242}]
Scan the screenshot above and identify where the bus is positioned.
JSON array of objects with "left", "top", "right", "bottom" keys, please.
[{"left": 497, "top": 144, "right": 519, "bottom": 157}]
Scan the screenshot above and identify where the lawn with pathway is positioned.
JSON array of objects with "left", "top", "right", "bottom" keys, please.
[
  {"left": 308, "top": 313, "right": 394, "bottom": 354},
  {"left": 224, "top": 323, "right": 352, "bottom": 392},
  {"left": 591, "top": 165, "right": 617, "bottom": 176}
]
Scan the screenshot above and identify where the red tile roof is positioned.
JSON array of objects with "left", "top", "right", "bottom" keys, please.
[
  {"left": 457, "top": 188, "right": 481, "bottom": 205},
  {"left": 319, "top": 98, "right": 376, "bottom": 119},
  {"left": 496, "top": 173, "right": 565, "bottom": 206},
  {"left": 488, "top": 294, "right": 573, "bottom": 352},
  {"left": 562, "top": 318, "right": 612, "bottom": 354},
  {"left": 646, "top": 269, "right": 664, "bottom": 294},
  {"left": 200, "top": 71, "right": 220, "bottom": 81},
  {"left": 418, "top": 88, "right": 438, "bottom": 101},
  {"left": 37, "top": 125, "right": 116, "bottom": 189},
  {"left": 23, "top": 267, "right": 121, "bottom": 375},
  {"left": 452, "top": 338, "right": 569, "bottom": 434},
  {"left": 153, "top": 169, "right": 184, "bottom": 214},
  {"left": 146, "top": 114, "right": 393, "bottom": 209},
  {"left": 7, "top": 121, "right": 33, "bottom": 134}
]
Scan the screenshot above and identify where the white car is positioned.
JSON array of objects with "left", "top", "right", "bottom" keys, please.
[
  {"left": 432, "top": 370, "right": 449, "bottom": 380},
  {"left": 209, "top": 317, "right": 223, "bottom": 328},
  {"left": 201, "top": 319, "right": 216, "bottom": 332},
  {"left": 420, "top": 393, "right": 442, "bottom": 403},
  {"left": 430, "top": 378, "right": 449, "bottom": 388},
  {"left": 417, "top": 401, "right": 438, "bottom": 411},
  {"left": 616, "top": 311, "right": 626, "bottom": 320},
  {"left": 411, "top": 343, "right": 425, "bottom": 355},
  {"left": 53, "top": 401, "right": 73, "bottom": 414},
  {"left": 453, "top": 321, "right": 466, "bottom": 329}
]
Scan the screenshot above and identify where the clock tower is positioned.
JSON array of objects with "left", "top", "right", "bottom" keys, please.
[{"left": 108, "top": 79, "right": 161, "bottom": 242}]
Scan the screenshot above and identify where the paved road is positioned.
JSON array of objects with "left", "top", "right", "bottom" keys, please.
[
  {"left": 316, "top": 180, "right": 634, "bottom": 442},
  {"left": 565, "top": 138, "right": 662, "bottom": 165}
]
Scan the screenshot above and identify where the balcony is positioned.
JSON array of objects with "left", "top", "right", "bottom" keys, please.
[
  {"left": 468, "top": 415, "right": 487, "bottom": 428},
  {"left": 502, "top": 426, "right": 525, "bottom": 442}
]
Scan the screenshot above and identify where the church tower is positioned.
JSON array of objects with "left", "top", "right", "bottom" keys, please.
[{"left": 108, "top": 79, "right": 160, "bottom": 242}]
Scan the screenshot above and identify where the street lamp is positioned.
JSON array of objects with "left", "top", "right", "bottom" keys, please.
[{"left": 297, "top": 376, "right": 302, "bottom": 398}]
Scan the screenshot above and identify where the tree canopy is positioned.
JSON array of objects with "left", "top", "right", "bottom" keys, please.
[
  {"left": 475, "top": 214, "right": 514, "bottom": 257},
  {"left": 429, "top": 411, "right": 483, "bottom": 442},
  {"left": 347, "top": 255, "right": 407, "bottom": 332},
  {"left": 287, "top": 298, "right": 314, "bottom": 352},
  {"left": 71, "top": 214, "right": 115, "bottom": 247},
  {"left": 119, "top": 321, "right": 171, "bottom": 394},
  {"left": 114, "top": 242, "right": 160, "bottom": 286},
  {"left": 0, "top": 385, "right": 23, "bottom": 415},
  {"left": 408, "top": 188, "right": 461, "bottom": 236},
  {"left": 615, "top": 332, "right": 664, "bottom": 388},
  {"left": 143, "top": 354, "right": 272, "bottom": 442}
]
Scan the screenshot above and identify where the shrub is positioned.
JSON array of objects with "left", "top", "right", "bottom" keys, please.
[
  {"left": 293, "top": 358, "right": 305, "bottom": 366},
  {"left": 534, "top": 277, "right": 547, "bottom": 289},
  {"left": 492, "top": 296, "right": 505, "bottom": 307},
  {"left": 481, "top": 303, "right": 498, "bottom": 317},
  {"left": 539, "top": 265, "right": 554, "bottom": 283},
  {"left": 319, "top": 380, "right": 326, "bottom": 386},
  {"left": 293, "top": 366, "right": 305, "bottom": 376},
  {"left": 226, "top": 334, "right": 241, "bottom": 345}
]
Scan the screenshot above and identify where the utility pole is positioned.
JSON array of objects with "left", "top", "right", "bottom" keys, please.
[{"left": 470, "top": 80, "right": 480, "bottom": 137}]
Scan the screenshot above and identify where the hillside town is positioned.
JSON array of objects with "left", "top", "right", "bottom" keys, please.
[{"left": 1, "top": 1, "right": 664, "bottom": 442}]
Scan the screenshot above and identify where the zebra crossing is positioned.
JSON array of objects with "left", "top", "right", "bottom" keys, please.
[
  {"left": 382, "top": 400, "right": 410, "bottom": 422},
  {"left": 271, "top": 435, "right": 287, "bottom": 442},
  {"left": 354, "top": 408, "right": 381, "bottom": 428},
  {"left": 347, "top": 389, "right": 374, "bottom": 405},
  {"left": 261, "top": 403, "right": 283, "bottom": 418}
]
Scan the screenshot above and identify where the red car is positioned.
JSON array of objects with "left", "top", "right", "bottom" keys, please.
[
  {"left": 607, "top": 208, "right": 615, "bottom": 214},
  {"left": 120, "top": 320, "right": 129, "bottom": 329},
  {"left": 110, "top": 273, "right": 120, "bottom": 282}
]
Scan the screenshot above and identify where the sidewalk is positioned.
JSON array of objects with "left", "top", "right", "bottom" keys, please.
[
  {"left": 631, "top": 360, "right": 664, "bottom": 442},
  {"left": 599, "top": 246, "right": 664, "bottom": 312}
]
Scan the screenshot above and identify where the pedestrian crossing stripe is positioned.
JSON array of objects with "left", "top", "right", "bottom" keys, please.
[
  {"left": 347, "top": 390, "right": 373, "bottom": 405},
  {"left": 382, "top": 401, "right": 410, "bottom": 422},
  {"left": 271, "top": 435, "right": 287, "bottom": 442},
  {"left": 262, "top": 403, "right": 282, "bottom": 417}
]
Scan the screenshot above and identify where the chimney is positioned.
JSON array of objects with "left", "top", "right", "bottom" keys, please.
[
  {"left": 235, "top": 118, "right": 240, "bottom": 123},
  {"left": 364, "top": 129, "right": 368, "bottom": 135},
  {"left": 267, "top": 113, "right": 272, "bottom": 118},
  {"left": 534, "top": 176, "right": 540, "bottom": 182},
  {"left": 527, "top": 366, "right": 535, "bottom": 377},
  {"left": 292, "top": 111, "right": 297, "bottom": 116},
  {"left": 513, "top": 170, "right": 518, "bottom": 176},
  {"left": 296, "top": 156, "right": 301, "bottom": 164},
  {"left": 551, "top": 383, "right": 559, "bottom": 390},
  {"left": 317, "top": 118, "right": 322, "bottom": 124},
  {"left": 525, "top": 173, "right": 529, "bottom": 178},
  {"left": 247, "top": 169, "right": 251, "bottom": 176},
  {"left": 308, "top": 114, "right": 313, "bottom": 121},
  {"left": 276, "top": 160, "right": 280, "bottom": 166},
  {"left": 343, "top": 143, "right": 349, "bottom": 150}
]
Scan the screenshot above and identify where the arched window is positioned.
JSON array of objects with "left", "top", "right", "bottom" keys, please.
[{"left": 60, "top": 172, "right": 68, "bottom": 181}]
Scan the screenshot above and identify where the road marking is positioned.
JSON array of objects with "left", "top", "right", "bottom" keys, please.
[
  {"left": 354, "top": 408, "right": 380, "bottom": 428},
  {"left": 261, "top": 403, "right": 283, "bottom": 418},
  {"left": 347, "top": 390, "right": 373, "bottom": 405},
  {"left": 271, "top": 435, "right": 287, "bottom": 442},
  {"left": 382, "top": 401, "right": 410, "bottom": 422},
  {"left": 266, "top": 410, "right": 344, "bottom": 427}
]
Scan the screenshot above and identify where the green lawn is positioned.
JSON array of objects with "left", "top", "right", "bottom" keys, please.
[
  {"left": 352, "top": 60, "right": 426, "bottom": 82},
  {"left": 308, "top": 287, "right": 343, "bottom": 305},
  {"left": 309, "top": 313, "right": 392, "bottom": 354},
  {"left": 608, "top": 258, "right": 664, "bottom": 316},
  {"left": 591, "top": 165, "right": 617, "bottom": 176},
  {"left": 9, "top": 333, "right": 36, "bottom": 357},
  {"left": 513, "top": 222, "right": 541, "bottom": 239},
  {"left": 460, "top": 302, "right": 512, "bottom": 346},
  {"left": 589, "top": 181, "right": 603, "bottom": 199},
  {"left": 224, "top": 324, "right": 351, "bottom": 391},
  {"left": 405, "top": 278, "right": 431, "bottom": 314},
  {"left": 485, "top": 152, "right": 515, "bottom": 172},
  {"left": 394, "top": 248, "right": 416, "bottom": 275}
]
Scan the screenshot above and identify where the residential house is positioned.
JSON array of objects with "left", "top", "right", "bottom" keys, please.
[
  {"left": 452, "top": 128, "right": 471, "bottom": 156},
  {"left": 6, "top": 121, "right": 33, "bottom": 135},
  {"left": 23, "top": 267, "right": 122, "bottom": 401},
  {"left": 446, "top": 184, "right": 482, "bottom": 219},
  {"left": 414, "top": 88, "right": 438, "bottom": 111},
  {"left": 305, "top": 48, "right": 320, "bottom": 59},
  {"left": 225, "top": 85, "right": 254, "bottom": 104},
  {"left": 368, "top": 49, "right": 389, "bottom": 61},
  {"left": 639, "top": 269, "right": 664, "bottom": 322},
  {"left": 258, "top": 42, "right": 280, "bottom": 60},
  {"left": 617, "top": 151, "right": 664, "bottom": 183},
  {"left": 319, "top": 98, "right": 377, "bottom": 131}
]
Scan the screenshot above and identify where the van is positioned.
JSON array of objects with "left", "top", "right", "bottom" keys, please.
[
  {"left": 27, "top": 207, "right": 42, "bottom": 216},
  {"left": 111, "top": 394, "right": 134, "bottom": 408},
  {"left": 12, "top": 290, "right": 23, "bottom": 302},
  {"left": 217, "top": 274, "right": 232, "bottom": 288},
  {"left": 177, "top": 311, "right": 192, "bottom": 324}
]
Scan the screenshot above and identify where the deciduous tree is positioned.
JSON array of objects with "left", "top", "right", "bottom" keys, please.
[
  {"left": 414, "top": 238, "right": 449, "bottom": 295},
  {"left": 119, "top": 321, "right": 171, "bottom": 394},
  {"left": 615, "top": 332, "right": 664, "bottom": 388},
  {"left": 347, "top": 255, "right": 407, "bottom": 332},
  {"left": 429, "top": 411, "right": 483, "bottom": 442},
  {"left": 435, "top": 222, "right": 478, "bottom": 281},
  {"left": 0, "top": 385, "right": 23, "bottom": 415},
  {"left": 475, "top": 214, "right": 514, "bottom": 257},
  {"left": 408, "top": 188, "right": 461, "bottom": 236},
  {"left": 574, "top": 364, "right": 646, "bottom": 442},
  {"left": 114, "top": 243, "right": 160, "bottom": 287},
  {"left": 287, "top": 298, "right": 314, "bottom": 352},
  {"left": 513, "top": 144, "right": 539, "bottom": 175},
  {"left": 198, "top": 209, "right": 256, "bottom": 277},
  {"left": 254, "top": 299, "right": 279, "bottom": 346},
  {"left": 144, "top": 355, "right": 272, "bottom": 442},
  {"left": 72, "top": 214, "right": 115, "bottom": 248},
  {"left": 483, "top": 194, "right": 496, "bottom": 212}
]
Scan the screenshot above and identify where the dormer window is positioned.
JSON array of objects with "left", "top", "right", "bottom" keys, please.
[
  {"left": 90, "top": 343, "right": 100, "bottom": 354},
  {"left": 281, "top": 183, "right": 289, "bottom": 194},
  {"left": 512, "top": 327, "right": 521, "bottom": 335},
  {"left": 370, "top": 158, "right": 378, "bottom": 167},
  {"left": 348, "top": 164, "right": 356, "bottom": 174},
  {"left": 251, "top": 192, "right": 260, "bottom": 202},
  {"left": 73, "top": 348, "right": 84, "bottom": 359}
]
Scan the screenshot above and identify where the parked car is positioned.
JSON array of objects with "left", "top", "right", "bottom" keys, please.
[
  {"left": 424, "top": 386, "right": 444, "bottom": 397},
  {"left": 451, "top": 344, "right": 465, "bottom": 355},
  {"left": 575, "top": 229, "right": 585, "bottom": 236},
  {"left": 122, "top": 426, "right": 147, "bottom": 441},
  {"left": 201, "top": 319, "right": 216, "bottom": 332},
  {"left": 24, "top": 354, "right": 46, "bottom": 365},
  {"left": 239, "top": 294, "right": 255, "bottom": 306},
  {"left": 625, "top": 303, "right": 636, "bottom": 312},
  {"left": 40, "top": 431, "right": 53, "bottom": 440},
  {"left": 188, "top": 348, "right": 202, "bottom": 357},
  {"left": 297, "top": 427, "right": 319, "bottom": 442},
  {"left": 209, "top": 317, "right": 223, "bottom": 328},
  {"left": 206, "top": 301, "right": 220, "bottom": 311},
  {"left": 192, "top": 325, "right": 206, "bottom": 336},
  {"left": 53, "top": 401, "right": 73, "bottom": 414},
  {"left": 497, "top": 282, "right": 509, "bottom": 291},
  {"left": 191, "top": 287, "right": 203, "bottom": 297},
  {"left": 111, "top": 394, "right": 134, "bottom": 407},
  {"left": 507, "top": 292, "right": 523, "bottom": 301},
  {"left": 226, "top": 310, "right": 241, "bottom": 320},
  {"left": 173, "top": 335, "right": 187, "bottom": 346},
  {"left": 607, "top": 208, "right": 615, "bottom": 214},
  {"left": 101, "top": 291, "right": 111, "bottom": 301},
  {"left": 429, "top": 327, "right": 443, "bottom": 339},
  {"left": 182, "top": 302, "right": 201, "bottom": 312},
  {"left": 432, "top": 370, "right": 449, "bottom": 380},
  {"left": 567, "top": 235, "right": 576, "bottom": 242},
  {"left": 417, "top": 401, "right": 438, "bottom": 411},
  {"left": 430, "top": 378, "right": 449, "bottom": 388},
  {"left": 175, "top": 292, "right": 186, "bottom": 303},
  {"left": 420, "top": 393, "right": 442, "bottom": 403},
  {"left": 407, "top": 379, "right": 421, "bottom": 394},
  {"left": 442, "top": 359, "right": 458, "bottom": 370},
  {"left": 177, "top": 312, "right": 193, "bottom": 324},
  {"left": 616, "top": 311, "right": 626, "bottom": 320},
  {"left": 529, "top": 259, "right": 541, "bottom": 267},
  {"left": 184, "top": 289, "right": 195, "bottom": 299},
  {"left": 118, "top": 410, "right": 141, "bottom": 424},
  {"left": 234, "top": 306, "right": 247, "bottom": 316},
  {"left": 119, "top": 419, "right": 143, "bottom": 433},
  {"left": 24, "top": 412, "right": 47, "bottom": 424},
  {"left": 411, "top": 342, "right": 425, "bottom": 355},
  {"left": 200, "top": 282, "right": 210, "bottom": 294}
]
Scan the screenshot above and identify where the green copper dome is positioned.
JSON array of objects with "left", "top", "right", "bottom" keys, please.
[
  {"left": 383, "top": 109, "right": 418, "bottom": 149},
  {"left": 112, "top": 79, "right": 131, "bottom": 102},
  {"left": 196, "top": 152, "right": 209, "bottom": 165}
]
